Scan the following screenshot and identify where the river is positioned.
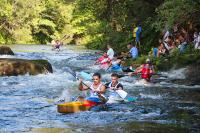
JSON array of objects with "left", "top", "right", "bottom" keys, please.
[{"left": 0, "top": 45, "right": 200, "bottom": 133}]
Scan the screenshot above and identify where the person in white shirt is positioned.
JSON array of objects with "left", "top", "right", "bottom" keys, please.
[{"left": 106, "top": 44, "right": 114, "bottom": 60}]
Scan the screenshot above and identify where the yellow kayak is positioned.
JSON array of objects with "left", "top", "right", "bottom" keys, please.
[{"left": 57, "top": 100, "right": 98, "bottom": 114}]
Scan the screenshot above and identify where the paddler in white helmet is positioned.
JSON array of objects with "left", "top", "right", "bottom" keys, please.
[{"left": 129, "top": 58, "right": 155, "bottom": 82}]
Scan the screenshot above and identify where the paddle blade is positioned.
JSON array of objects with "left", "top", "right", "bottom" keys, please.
[
  {"left": 80, "top": 71, "right": 92, "bottom": 80},
  {"left": 116, "top": 90, "right": 128, "bottom": 99},
  {"left": 126, "top": 96, "right": 137, "bottom": 102}
]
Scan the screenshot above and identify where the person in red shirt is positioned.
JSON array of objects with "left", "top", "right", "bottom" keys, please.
[{"left": 129, "top": 58, "right": 155, "bottom": 82}]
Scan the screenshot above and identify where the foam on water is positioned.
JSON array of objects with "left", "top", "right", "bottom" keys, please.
[
  {"left": 139, "top": 93, "right": 163, "bottom": 99},
  {"left": 163, "top": 68, "right": 187, "bottom": 79}
]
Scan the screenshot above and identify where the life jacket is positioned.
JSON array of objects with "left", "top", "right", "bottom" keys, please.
[
  {"left": 108, "top": 82, "right": 121, "bottom": 98},
  {"left": 141, "top": 63, "right": 153, "bottom": 80},
  {"left": 108, "top": 82, "right": 120, "bottom": 89}
]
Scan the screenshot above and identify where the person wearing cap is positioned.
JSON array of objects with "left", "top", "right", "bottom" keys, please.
[{"left": 129, "top": 58, "right": 155, "bottom": 82}]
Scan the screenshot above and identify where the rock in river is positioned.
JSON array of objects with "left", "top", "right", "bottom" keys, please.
[
  {"left": 0, "top": 46, "right": 14, "bottom": 55},
  {"left": 0, "top": 58, "right": 53, "bottom": 76}
]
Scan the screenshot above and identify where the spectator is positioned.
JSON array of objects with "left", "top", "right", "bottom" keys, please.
[
  {"left": 177, "top": 34, "right": 188, "bottom": 53},
  {"left": 157, "top": 42, "right": 166, "bottom": 57},
  {"left": 133, "top": 24, "right": 138, "bottom": 42},
  {"left": 194, "top": 32, "right": 200, "bottom": 49},
  {"left": 136, "top": 24, "right": 142, "bottom": 48},
  {"left": 127, "top": 43, "right": 138, "bottom": 59}
]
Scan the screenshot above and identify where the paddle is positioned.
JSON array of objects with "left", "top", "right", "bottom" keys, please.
[
  {"left": 130, "top": 72, "right": 168, "bottom": 78},
  {"left": 105, "top": 63, "right": 112, "bottom": 71},
  {"left": 60, "top": 35, "right": 70, "bottom": 42},
  {"left": 108, "top": 88, "right": 137, "bottom": 102},
  {"left": 115, "top": 90, "right": 127, "bottom": 99},
  {"left": 66, "top": 68, "right": 107, "bottom": 103}
]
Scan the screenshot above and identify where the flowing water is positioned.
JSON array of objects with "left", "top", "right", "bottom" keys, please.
[{"left": 0, "top": 45, "right": 200, "bottom": 133}]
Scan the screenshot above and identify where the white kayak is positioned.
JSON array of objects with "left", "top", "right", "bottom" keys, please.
[{"left": 107, "top": 95, "right": 124, "bottom": 104}]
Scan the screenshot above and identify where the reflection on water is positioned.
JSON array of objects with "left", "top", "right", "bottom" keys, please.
[
  {"left": 0, "top": 45, "right": 200, "bottom": 133},
  {"left": 31, "top": 128, "right": 74, "bottom": 133}
]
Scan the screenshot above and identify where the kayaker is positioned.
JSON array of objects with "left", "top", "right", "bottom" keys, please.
[
  {"left": 94, "top": 53, "right": 109, "bottom": 65},
  {"left": 129, "top": 58, "right": 155, "bottom": 82},
  {"left": 106, "top": 44, "right": 114, "bottom": 60},
  {"left": 105, "top": 73, "right": 124, "bottom": 103},
  {"left": 78, "top": 73, "right": 107, "bottom": 103},
  {"left": 108, "top": 54, "right": 122, "bottom": 72},
  {"left": 52, "top": 40, "right": 62, "bottom": 51},
  {"left": 105, "top": 73, "right": 123, "bottom": 90}
]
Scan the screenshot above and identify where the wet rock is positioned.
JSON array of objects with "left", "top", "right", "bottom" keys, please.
[
  {"left": 0, "top": 58, "right": 53, "bottom": 76},
  {"left": 0, "top": 46, "right": 14, "bottom": 55},
  {"left": 185, "top": 64, "right": 200, "bottom": 85}
]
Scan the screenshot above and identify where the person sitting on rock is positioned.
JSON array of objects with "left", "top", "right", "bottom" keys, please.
[{"left": 120, "top": 43, "right": 138, "bottom": 60}]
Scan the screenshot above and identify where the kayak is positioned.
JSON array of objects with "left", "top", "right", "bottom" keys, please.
[
  {"left": 57, "top": 100, "right": 99, "bottom": 114},
  {"left": 122, "top": 66, "right": 135, "bottom": 72},
  {"left": 109, "top": 65, "right": 123, "bottom": 72},
  {"left": 57, "top": 95, "right": 137, "bottom": 113},
  {"left": 106, "top": 90, "right": 137, "bottom": 104},
  {"left": 107, "top": 96, "right": 124, "bottom": 103}
]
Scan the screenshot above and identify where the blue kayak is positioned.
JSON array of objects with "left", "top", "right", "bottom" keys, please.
[{"left": 110, "top": 65, "right": 123, "bottom": 72}]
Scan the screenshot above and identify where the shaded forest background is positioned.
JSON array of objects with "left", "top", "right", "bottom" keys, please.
[{"left": 1, "top": 0, "right": 200, "bottom": 53}]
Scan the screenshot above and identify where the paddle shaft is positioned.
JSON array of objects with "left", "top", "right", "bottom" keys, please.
[{"left": 105, "top": 63, "right": 112, "bottom": 71}]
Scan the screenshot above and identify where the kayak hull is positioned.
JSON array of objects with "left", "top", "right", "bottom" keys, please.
[{"left": 57, "top": 100, "right": 98, "bottom": 114}]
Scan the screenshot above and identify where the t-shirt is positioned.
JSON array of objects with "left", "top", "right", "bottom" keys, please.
[
  {"left": 136, "top": 26, "right": 142, "bottom": 42},
  {"left": 195, "top": 35, "right": 200, "bottom": 49},
  {"left": 129, "top": 47, "right": 138, "bottom": 59},
  {"left": 198, "top": 35, "right": 200, "bottom": 42},
  {"left": 107, "top": 48, "right": 114, "bottom": 59},
  {"left": 133, "top": 27, "right": 138, "bottom": 38},
  {"left": 163, "top": 31, "right": 170, "bottom": 41}
]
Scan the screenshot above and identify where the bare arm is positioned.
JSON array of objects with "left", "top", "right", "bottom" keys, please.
[
  {"left": 78, "top": 80, "right": 89, "bottom": 91},
  {"left": 135, "top": 65, "right": 143, "bottom": 73}
]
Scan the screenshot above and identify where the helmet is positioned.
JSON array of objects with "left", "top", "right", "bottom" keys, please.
[{"left": 146, "top": 58, "right": 151, "bottom": 63}]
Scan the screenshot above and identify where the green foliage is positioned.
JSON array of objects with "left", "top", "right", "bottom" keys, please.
[
  {"left": 71, "top": 0, "right": 163, "bottom": 53},
  {"left": 0, "top": 0, "right": 74, "bottom": 44},
  {"left": 153, "top": 0, "right": 200, "bottom": 31}
]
